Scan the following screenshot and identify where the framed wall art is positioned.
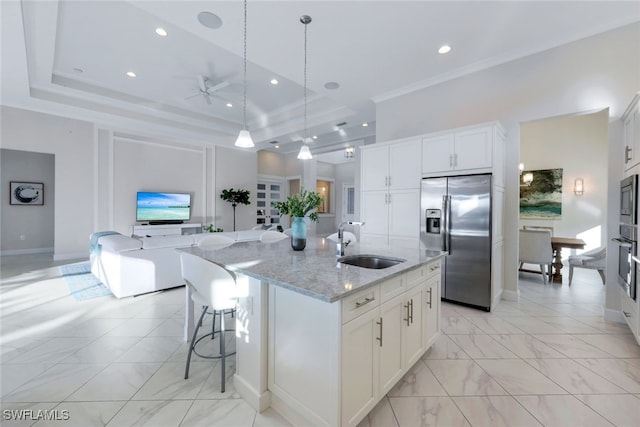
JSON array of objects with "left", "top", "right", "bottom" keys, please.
[
  {"left": 10, "top": 181, "right": 44, "bottom": 205},
  {"left": 519, "top": 168, "right": 562, "bottom": 219}
]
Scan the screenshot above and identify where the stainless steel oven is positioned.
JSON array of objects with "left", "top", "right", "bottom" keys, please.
[
  {"left": 613, "top": 224, "right": 637, "bottom": 300},
  {"left": 620, "top": 175, "right": 638, "bottom": 225}
]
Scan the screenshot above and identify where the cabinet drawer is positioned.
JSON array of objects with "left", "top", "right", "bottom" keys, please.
[
  {"left": 406, "top": 266, "right": 425, "bottom": 289},
  {"left": 380, "top": 275, "right": 405, "bottom": 302},
  {"left": 621, "top": 293, "right": 638, "bottom": 336},
  {"left": 426, "top": 260, "right": 441, "bottom": 278},
  {"left": 342, "top": 285, "right": 380, "bottom": 324}
]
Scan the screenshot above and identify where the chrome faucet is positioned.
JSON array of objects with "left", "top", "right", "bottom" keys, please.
[{"left": 337, "top": 221, "right": 365, "bottom": 256}]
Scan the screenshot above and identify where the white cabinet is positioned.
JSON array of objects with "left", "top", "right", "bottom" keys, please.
[
  {"left": 621, "top": 291, "right": 639, "bottom": 339},
  {"left": 131, "top": 223, "right": 201, "bottom": 237},
  {"left": 341, "top": 262, "right": 441, "bottom": 427},
  {"left": 361, "top": 139, "right": 421, "bottom": 247},
  {"left": 422, "top": 125, "right": 495, "bottom": 175},
  {"left": 623, "top": 93, "right": 640, "bottom": 171},
  {"left": 361, "top": 140, "right": 421, "bottom": 191}
]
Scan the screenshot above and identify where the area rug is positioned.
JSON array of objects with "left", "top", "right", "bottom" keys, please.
[{"left": 60, "top": 262, "right": 113, "bottom": 301}]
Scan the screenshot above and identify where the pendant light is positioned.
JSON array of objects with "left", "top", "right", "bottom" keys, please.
[
  {"left": 234, "top": 0, "right": 254, "bottom": 148},
  {"left": 297, "top": 15, "right": 313, "bottom": 160}
]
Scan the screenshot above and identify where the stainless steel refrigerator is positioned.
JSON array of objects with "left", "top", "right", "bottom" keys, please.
[{"left": 420, "top": 174, "right": 492, "bottom": 311}]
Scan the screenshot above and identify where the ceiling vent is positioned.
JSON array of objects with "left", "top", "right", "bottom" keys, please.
[
  {"left": 269, "top": 140, "right": 278, "bottom": 144},
  {"left": 335, "top": 121, "right": 348, "bottom": 127}
]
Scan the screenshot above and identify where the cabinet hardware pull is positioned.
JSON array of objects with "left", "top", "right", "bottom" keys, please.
[
  {"left": 623, "top": 311, "right": 631, "bottom": 318},
  {"left": 429, "top": 264, "right": 439, "bottom": 272},
  {"left": 388, "top": 176, "right": 391, "bottom": 187},
  {"left": 388, "top": 194, "right": 391, "bottom": 204},
  {"left": 625, "top": 146, "right": 632, "bottom": 163},
  {"left": 454, "top": 153, "right": 458, "bottom": 167},
  {"left": 449, "top": 154, "right": 453, "bottom": 167},
  {"left": 404, "top": 303, "right": 411, "bottom": 326},
  {"left": 409, "top": 299, "right": 414, "bottom": 323},
  {"left": 376, "top": 318, "right": 383, "bottom": 347},
  {"left": 355, "top": 296, "right": 375, "bottom": 308},
  {"left": 426, "top": 287, "right": 432, "bottom": 308}
]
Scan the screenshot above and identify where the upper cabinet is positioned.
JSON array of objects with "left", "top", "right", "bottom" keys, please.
[
  {"left": 362, "top": 139, "right": 421, "bottom": 191},
  {"left": 422, "top": 125, "right": 496, "bottom": 175},
  {"left": 623, "top": 93, "right": 640, "bottom": 171}
]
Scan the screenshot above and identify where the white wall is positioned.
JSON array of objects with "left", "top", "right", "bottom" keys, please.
[
  {"left": 0, "top": 148, "right": 55, "bottom": 254},
  {"left": 375, "top": 23, "right": 639, "bottom": 305},
  {"left": 1, "top": 106, "right": 94, "bottom": 259},
  {"left": 519, "top": 110, "right": 609, "bottom": 252},
  {"left": 1, "top": 106, "right": 257, "bottom": 258}
]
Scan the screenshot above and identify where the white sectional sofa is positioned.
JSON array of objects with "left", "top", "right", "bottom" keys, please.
[{"left": 90, "top": 230, "right": 266, "bottom": 298}]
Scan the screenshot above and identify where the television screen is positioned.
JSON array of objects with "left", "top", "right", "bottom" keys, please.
[{"left": 136, "top": 192, "right": 191, "bottom": 222}]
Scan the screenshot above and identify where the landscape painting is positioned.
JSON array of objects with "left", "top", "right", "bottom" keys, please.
[{"left": 519, "top": 168, "right": 563, "bottom": 219}]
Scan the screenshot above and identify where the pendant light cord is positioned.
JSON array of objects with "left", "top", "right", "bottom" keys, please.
[
  {"left": 242, "top": 0, "right": 248, "bottom": 130},
  {"left": 303, "top": 19, "right": 308, "bottom": 143}
]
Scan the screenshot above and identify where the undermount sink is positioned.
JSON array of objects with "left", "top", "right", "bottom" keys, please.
[{"left": 338, "top": 254, "right": 406, "bottom": 269}]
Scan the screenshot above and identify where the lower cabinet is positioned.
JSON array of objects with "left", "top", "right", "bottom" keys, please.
[{"left": 341, "top": 260, "right": 441, "bottom": 427}]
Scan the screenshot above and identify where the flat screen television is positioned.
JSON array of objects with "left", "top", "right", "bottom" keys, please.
[{"left": 136, "top": 192, "right": 191, "bottom": 224}]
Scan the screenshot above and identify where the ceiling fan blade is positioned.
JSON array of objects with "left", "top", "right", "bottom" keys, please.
[
  {"left": 202, "top": 93, "right": 212, "bottom": 105},
  {"left": 184, "top": 92, "right": 201, "bottom": 100},
  {"left": 197, "top": 75, "right": 208, "bottom": 92},
  {"left": 206, "top": 80, "right": 230, "bottom": 94}
]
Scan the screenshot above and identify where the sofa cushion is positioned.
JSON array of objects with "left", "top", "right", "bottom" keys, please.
[
  {"left": 99, "top": 235, "right": 143, "bottom": 253},
  {"left": 141, "top": 235, "right": 195, "bottom": 249}
]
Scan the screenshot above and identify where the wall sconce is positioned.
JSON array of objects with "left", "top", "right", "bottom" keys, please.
[
  {"left": 344, "top": 147, "right": 355, "bottom": 158},
  {"left": 574, "top": 177, "right": 584, "bottom": 195}
]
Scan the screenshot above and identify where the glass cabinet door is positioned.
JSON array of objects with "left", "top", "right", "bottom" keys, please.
[{"left": 256, "top": 180, "right": 283, "bottom": 226}]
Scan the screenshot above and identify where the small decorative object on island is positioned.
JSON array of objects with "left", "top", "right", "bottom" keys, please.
[
  {"left": 220, "top": 188, "right": 251, "bottom": 231},
  {"left": 272, "top": 188, "right": 322, "bottom": 251},
  {"left": 202, "top": 224, "right": 223, "bottom": 233}
]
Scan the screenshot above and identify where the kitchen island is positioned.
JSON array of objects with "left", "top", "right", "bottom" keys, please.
[{"left": 179, "top": 237, "right": 445, "bottom": 427}]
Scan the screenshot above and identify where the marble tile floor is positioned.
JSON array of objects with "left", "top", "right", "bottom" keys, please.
[{"left": 1, "top": 254, "right": 639, "bottom": 426}]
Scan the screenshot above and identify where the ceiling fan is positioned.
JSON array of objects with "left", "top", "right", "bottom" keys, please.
[{"left": 185, "top": 75, "right": 231, "bottom": 105}]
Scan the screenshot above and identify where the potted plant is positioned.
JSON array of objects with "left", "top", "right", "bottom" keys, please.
[
  {"left": 272, "top": 188, "right": 323, "bottom": 250},
  {"left": 220, "top": 188, "right": 250, "bottom": 231}
]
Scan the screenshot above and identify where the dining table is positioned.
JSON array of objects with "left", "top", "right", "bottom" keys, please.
[{"left": 551, "top": 236, "right": 586, "bottom": 283}]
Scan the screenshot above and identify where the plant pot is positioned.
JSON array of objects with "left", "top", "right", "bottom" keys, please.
[{"left": 290, "top": 217, "right": 307, "bottom": 251}]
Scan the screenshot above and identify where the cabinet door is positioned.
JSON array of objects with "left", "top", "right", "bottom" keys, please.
[
  {"left": 389, "top": 140, "right": 421, "bottom": 189},
  {"left": 342, "top": 309, "right": 380, "bottom": 427},
  {"left": 422, "top": 134, "right": 454, "bottom": 174},
  {"left": 378, "top": 295, "right": 405, "bottom": 396},
  {"left": 361, "top": 145, "right": 390, "bottom": 191},
  {"left": 404, "top": 286, "right": 424, "bottom": 367},
  {"left": 454, "top": 126, "right": 493, "bottom": 171},
  {"left": 423, "top": 275, "right": 440, "bottom": 349},
  {"left": 388, "top": 189, "right": 420, "bottom": 238},
  {"left": 360, "top": 191, "right": 389, "bottom": 236}
]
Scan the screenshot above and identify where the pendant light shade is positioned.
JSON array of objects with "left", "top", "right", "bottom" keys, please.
[
  {"left": 297, "top": 144, "right": 312, "bottom": 160},
  {"left": 235, "top": 0, "right": 254, "bottom": 148},
  {"left": 235, "top": 130, "right": 254, "bottom": 148},
  {"left": 298, "top": 15, "right": 312, "bottom": 160}
]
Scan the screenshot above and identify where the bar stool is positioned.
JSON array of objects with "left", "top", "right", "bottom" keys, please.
[{"left": 180, "top": 252, "right": 237, "bottom": 392}]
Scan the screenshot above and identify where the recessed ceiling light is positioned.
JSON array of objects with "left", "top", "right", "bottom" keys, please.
[
  {"left": 270, "top": 78, "right": 278, "bottom": 85},
  {"left": 312, "top": 135, "right": 318, "bottom": 139},
  {"left": 362, "top": 122, "right": 368, "bottom": 127},
  {"left": 155, "top": 27, "right": 168, "bottom": 37},
  {"left": 274, "top": 145, "right": 280, "bottom": 148},
  {"left": 438, "top": 45, "right": 452, "bottom": 54},
  {"left": 126, "top": 71, "right": 136, "bottom": 78},
  {"left": 198, "top": 11, "right": 223, "bottom": 29},
  {"left": 324, "top": 81, "right": 340, "bottom": 90},
  {"left": 226, "top": 103, "right": 233, "bottom": 108}
]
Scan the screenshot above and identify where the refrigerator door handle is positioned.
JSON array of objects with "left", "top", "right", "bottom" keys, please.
[{"left": 442, "top": 195, "right": 448, "bottom": 252}]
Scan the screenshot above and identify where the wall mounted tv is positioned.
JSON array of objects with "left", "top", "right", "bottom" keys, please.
[{"left": 136, "top": 192, "right": 191, "bottom": 224}]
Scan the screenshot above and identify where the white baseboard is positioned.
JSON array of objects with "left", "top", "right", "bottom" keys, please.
[
  {"left": 501, "top": 289, "right": 519, "bottom": 302},
  {"left": 233, "top": 374, "right": 271, "bottom": 412},
  {"left": 604, "top": 308, "right": 626, "bottom": 324},
  {"left": 492, "top": 289, "right": 503, "bottom": 310},
  {"left": 0, "top": 247, "right": 53, "bottom": 256},
  {"left": 53, "top": 252, "right": 88, "bottom": 261}
]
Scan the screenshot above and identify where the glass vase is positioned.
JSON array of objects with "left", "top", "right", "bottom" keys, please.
[{"left": 290, "top": 217, "right": 307, "bottom": 251}]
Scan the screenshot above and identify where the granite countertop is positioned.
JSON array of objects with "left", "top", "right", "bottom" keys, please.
[{"left": 178, "top": 237, "right": 446, "bottom": 303}]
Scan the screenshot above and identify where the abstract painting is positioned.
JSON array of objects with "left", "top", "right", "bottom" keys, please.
[
  {"left": 9, "top": 181, "right": 44, "bottom": 205},
  {"left": 519, "top": 168, "right": 562, "bottom": 219}
]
